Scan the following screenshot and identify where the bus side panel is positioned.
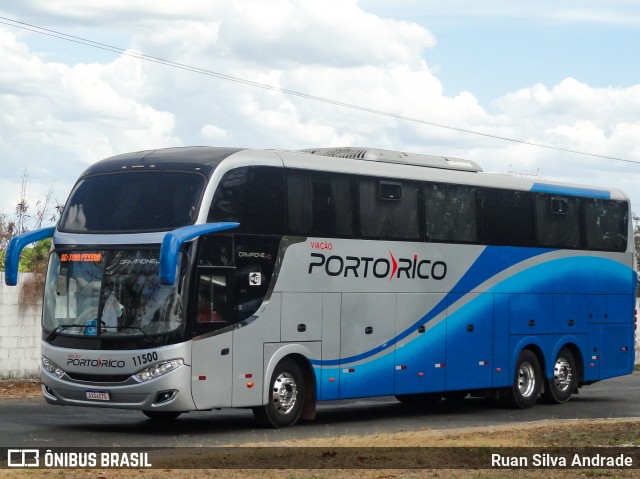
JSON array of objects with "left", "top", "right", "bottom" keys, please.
[
  {"left": 601, "top": 325, "right": 634, "bottom": 378},
  {"left": 585, "top": 293, "right": 635, "bottom": 380},
  {"left": 492, "top": 294, "right": 511, "bottom": 387},
  {"left": 232, "top": 293, "right": 282, "bottom": 407},
  {"left": 552, "top": 294, "right": 589, "bottom": 334},
  {"left": 394, "top": 293, "right": 446, "bottom": 395},
  {"left": 318, "top": 293, "right": 341, "bottom": 400},
  {"left": 509, "top": 294, "right": 553, "bottom": 335},
  {"left": 587, "top": 324, "right": 635, "bottom": 381},
  {"left": 191, "top": 331, "right": 234, "bottom": 409},
  {"left": 445, "top": 293, "right": 494, "bottom": 391},
  {"left": 281, "top": 292, "right": 322, "bottom": 342},
  {"left": 339, "top": 293, "right": 395, "bottom": 399}
]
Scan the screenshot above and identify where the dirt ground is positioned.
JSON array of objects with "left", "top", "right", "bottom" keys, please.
[{"left": 0, "top": 380, "right": 41, "bottom": 399}]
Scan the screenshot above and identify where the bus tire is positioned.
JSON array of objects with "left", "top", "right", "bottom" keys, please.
[
  {"left": 142, "top": 410, "right": 182, "bottom": 420},
  {"left": 253, "top": 358, "right": 304, "bottom": 428},
  {"left": 542, "top": 347, "right": 576, "bottom": 404},
  {"left": 503, "top": 349, "right": 541, "bottom": 409}
]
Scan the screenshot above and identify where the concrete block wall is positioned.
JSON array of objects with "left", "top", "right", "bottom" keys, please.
[{"left": 0, "top": 272, "right": 42, "bottom": 379}]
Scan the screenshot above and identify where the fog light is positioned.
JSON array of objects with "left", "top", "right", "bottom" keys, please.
[
  {"left": 155, "top": 390, "right": 177, "bottom": 404},
  {"left": 42, "top": 384, "right": 57, "bottom": 401}
]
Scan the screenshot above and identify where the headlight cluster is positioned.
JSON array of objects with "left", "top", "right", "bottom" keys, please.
[
  {"left": 133, "top": 359, "right": 184, "bottom": 383},
  {"left": 42, "top": 357, "right": 65, "bottom": 378}
]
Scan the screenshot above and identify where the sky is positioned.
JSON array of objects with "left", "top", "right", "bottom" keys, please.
[{"left": 0, "top": 0, "right": 639, "bottom": 228}]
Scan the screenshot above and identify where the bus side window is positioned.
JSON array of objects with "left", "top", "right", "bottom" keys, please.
[
  {"left": 584, "top": 198, "right": 628, "bottom": 252},
  {"left": 424, "top": 183, "right": 477, "bottom": 243},
  {"left": 535, "top": 194, "right": 582, "bottom": 249},
  {"left": 286, "top": 170, "right": 356, "bottom": 237},
  {"left": 208, "top": 166, "right": 285, "bottom": 235},
  {"left": 480, "top": 188, "right": 535, "bottom": 247},
  {"left": 359, "top": 178, "right": 419, "bottom": 240},
  {"left": 195, "top": 273, "right": 228, "bottom": 326}
]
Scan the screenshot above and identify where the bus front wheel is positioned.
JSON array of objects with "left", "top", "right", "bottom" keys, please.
[
  {"left": 542, "top": 347, "right": 577, "bottom": 404},
  {"left": 253, "top": 358, "right": 305, "bottom": 428},
  {"left": 503, "top": 349, "right": 541, "bottom": 409}
]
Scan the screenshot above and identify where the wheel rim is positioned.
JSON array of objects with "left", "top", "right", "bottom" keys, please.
[
  {"left": 552, "top": 357, "right": 573, "bottom": 393},
  {"left": 517, "top": 361, "right": 536, "bottom": 398},
  {"left": 272, "top": 372, "right": 298, "bottom": 415}
]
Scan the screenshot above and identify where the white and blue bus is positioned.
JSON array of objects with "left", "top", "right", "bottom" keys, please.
[{"left": 6, "top": 146, "right": 637, "bottom": 427}]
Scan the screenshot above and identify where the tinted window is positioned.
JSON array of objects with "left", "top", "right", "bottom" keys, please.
[
  {"left": 424, "top": 183, "right": 477, "bottom": 243},
  {"left": 535, "top": 194, "right": 582, "bottom": 248},
  {"left": 481, "top": 189, "right": 535, "bottom": 246},
  {"left": 60, "top": 172, "right": 204, "bottom": 232},
  {"left": 359, "top": 178, "right": 420, "bottom": 240},
  {"left": 287, "top": 170, "right": 355, "bottom": 237},
  {"left": 584, "top": 199, "right": 628, "bottom": 252},
  {"left": 208, "top": 166, "right": 285, "bottom": 235}
]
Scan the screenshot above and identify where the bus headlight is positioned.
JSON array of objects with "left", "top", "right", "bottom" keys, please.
[
  {"left": 42, "top": 357, "right": 65, "bottom": 378},
  {"left": 133, "top": 359, "right": 184, "bottom": 383}
]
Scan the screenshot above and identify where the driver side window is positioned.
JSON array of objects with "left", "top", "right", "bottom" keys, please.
[{"left": 192, "top": 270, "right": 230, "bottom": 336}]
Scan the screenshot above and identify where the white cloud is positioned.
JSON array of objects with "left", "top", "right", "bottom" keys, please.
[
  {"left": 0, "top": 27, "right": 180, "bottom": 216},
  {"left": 0, "top": 0, "right": 639, "bottom": 217},
  {"left": 359, "top": 0, "right": 640, "bottom": 26},
  {"left": 200, "top": 124, "right": 227, "bottom": 141}
]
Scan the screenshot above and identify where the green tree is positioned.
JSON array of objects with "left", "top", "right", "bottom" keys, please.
[
  {"left": 0, "top": 171, "right": 59, "bottom": 274},
  {"left": 18, "top": 238, "right": 52, "bottom": 273}
]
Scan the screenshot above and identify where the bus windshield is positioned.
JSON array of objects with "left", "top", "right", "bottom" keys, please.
[
  {"left": 58, "top": 171, "right": 205, "bottom": 233},
  {"left": 43, "top": 250, "right": 183, "bottom": 337}
]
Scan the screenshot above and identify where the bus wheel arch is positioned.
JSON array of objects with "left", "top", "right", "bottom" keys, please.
[
  {"left": 254, "top": 353, "right": 316, "bottom": 428},
  {"left": 288, "top": 353, "right": 317, "bottom": 421}
]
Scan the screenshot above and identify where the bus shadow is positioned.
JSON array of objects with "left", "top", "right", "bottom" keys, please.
[{"left": 57, "top": 393, "right": 619, "bottom": 444}]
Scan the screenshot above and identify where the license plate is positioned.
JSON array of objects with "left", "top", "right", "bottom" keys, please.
[{"left": 86, "top": 390, "right": 110, "bottom": 401}]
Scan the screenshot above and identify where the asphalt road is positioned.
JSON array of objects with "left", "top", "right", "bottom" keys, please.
[{"left": 2, "top": 372, "right": 639, "bottom": 448}]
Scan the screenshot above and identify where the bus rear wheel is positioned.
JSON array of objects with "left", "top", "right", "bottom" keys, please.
[
  {"left": 503, "top": 349, "right": 541, "bottom": 409},
  {"left": 253, "top": 358, "right": 304, "bottom": 428},
  {"left": 542, "top": 347, "right": 577, "bottom": 404}
]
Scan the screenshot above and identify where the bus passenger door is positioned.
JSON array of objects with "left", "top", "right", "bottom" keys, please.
[
  {"left": 190, "top": 269, "right": 234, "bottom": 409},
  {"left": 445, "top": 293, "right": 494, "bottom": 391},
  {"left": 339, "top": 293, "right": 396, "bottom": 399},
  {"left": 394, "top": 293, "right": 447, "bottom": 395}
]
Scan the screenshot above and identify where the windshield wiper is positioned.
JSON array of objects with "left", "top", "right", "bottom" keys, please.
[
  {"left": 47, "top": 323, "right": 160, "bottom": 345},
  {"left": 46, "top": 324, "right": 90, "bottom": 341},
  {"left": 103, "top": 325, "right": 160, "bottom": 345}
]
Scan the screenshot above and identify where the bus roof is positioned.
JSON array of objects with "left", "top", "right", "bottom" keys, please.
[
  {"left": 81, "top": 146, "right": 244, "bottom": 178},
  {"left": 79, "top": 146, "right": 627, "bottom": 202}
]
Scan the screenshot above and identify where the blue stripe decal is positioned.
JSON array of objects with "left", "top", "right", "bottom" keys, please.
[
  {"left": 531, "top": 183, "right": 611, "bottom": 199},
  {"left": 313, "top": 256, "right": 634, "bottom": 384},
  {"left": 310, "top": 246, "right": 551, "bottom": 366}
]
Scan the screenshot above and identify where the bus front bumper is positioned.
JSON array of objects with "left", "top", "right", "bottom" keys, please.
[{"left": 40, "top": 364, "right": 196, "bottom": 412}]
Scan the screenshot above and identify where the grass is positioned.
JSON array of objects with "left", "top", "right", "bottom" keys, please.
[{"left": 2, "top": 419, "right": 640, "bottom": 478}]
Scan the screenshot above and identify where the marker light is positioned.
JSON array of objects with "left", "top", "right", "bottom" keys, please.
[
  {"left": 42, "top": 357, "right": 65, "bottom": 378},
  {"left": 133, "top": 359, "right": 184, "bottom": 383}
]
